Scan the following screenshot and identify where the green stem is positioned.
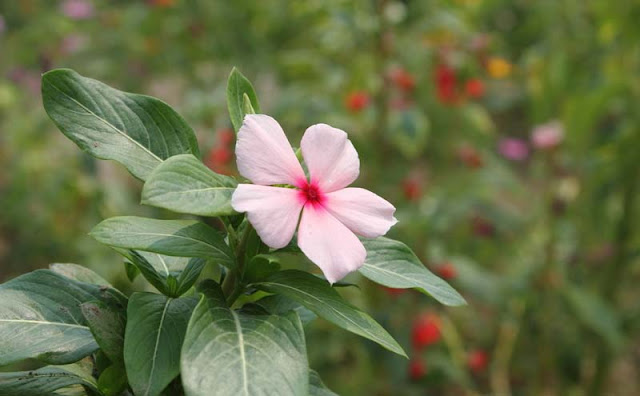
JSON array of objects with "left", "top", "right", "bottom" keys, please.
[{"left": 222, "top": 222, "right": 254, "bottom": 306}]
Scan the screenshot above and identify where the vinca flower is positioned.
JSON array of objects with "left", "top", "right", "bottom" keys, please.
[{"left": 231, "top": 114, "right": 397, "bottom": 283}]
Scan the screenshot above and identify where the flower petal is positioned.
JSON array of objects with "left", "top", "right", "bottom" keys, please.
[
  {"left": 297, "top": 203, "right": 366, "bottom": 283},
  {"left": 236, "top": 114, "right": 306, "bottom": 186},
  {"left": 232, "top": 184, "right": 304, "bottom": 249},
  {"left": 300, "top": 124, "right": 359, "bottom": 192},
  {"left": 324, "top": 188, "right": 397, "bottom": 238}
]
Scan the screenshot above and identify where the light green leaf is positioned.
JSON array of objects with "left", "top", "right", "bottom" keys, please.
[
  {"left": 90, "top": 216, "right": 235, "bottom": 269},
  {"left": 80, "top": 301, "right": 126, "bottom": 364},
  {"left": 309, "top": 370, "right": 338, "bottom": 396},
  {"left": 0, "top": 270, "right": 124, "bottom": 366},
  {"left": 142, "top": 154, "right": 238, "bottom": 217},
  {"left": 124, "top": 293, "right": 197, "bottom": 396},
  {"left": 564, "top": 286, "right": 623, "bottom": 349},
  {"left": 181, "top": 280, "right": 308, "bottom": 396},
  {"left": 0, "top": 364, "right": 98, "bottom": 396},
  {"left": 42, "top": 69, "right": 199, "bottom": 180},
  {"left": 98, "top": 363, "right": 128, "bottom": 396},
  {"left": 254, "top": 270, "right": 406, "bottom": 357},
  {"left": 360, "top": 237, "right": 466, "bottom": 306},
  {"left": 50, "top": 263, "right": 111, "bottom": 286},
  {"left": 227, "top": 68, "right": 260, "bottom": 132}
]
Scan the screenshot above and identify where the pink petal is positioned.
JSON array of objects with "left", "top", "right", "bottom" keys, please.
[
  {"left": 236, "top": 114, "right": 306, "bottom": 186},
  {"left": 231, "top": 184, "right": 304, "bottom": 249},
  {"left": 297, "top": 203, "right": 366, "bottom": 283},
  {"left": 300, "top": 124, "right": 359, "bottom": 192},
  {"left": 324, "top": 188, "right": 398, "bottom": 238}
]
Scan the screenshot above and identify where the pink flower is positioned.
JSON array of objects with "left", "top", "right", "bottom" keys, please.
[
  {"left": 498, "top": 138, "right": 529, "bottom": 161},
  {"left": 61, "top": 0, "right": 94, "bottom": 20},
  {"left": 531, "top": 120, "right": 564, "bottom": 150},
  {"left": 231, "top": 115, "right": 397, "bottom": 283}
]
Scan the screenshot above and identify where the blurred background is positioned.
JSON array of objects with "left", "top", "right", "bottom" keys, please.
[{"left": 1, "top": 0, "right": 639, "bottom": 394}]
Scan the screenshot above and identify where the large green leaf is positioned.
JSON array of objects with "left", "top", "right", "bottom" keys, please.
[
  {"left": 142, "top": 154, "right": 238, "bottom": 217},
  {"left": 0, "top": 363, "right": 98, "bottom": 396},
  {"left": 254, "top": 294, "right": 317, "bottom": 326},
  {"left": 42, "top": 68, "right": 199, "bottom": 180},
  {"left": 227, "top": 68, "right": 260, "bottom": 132},
  {"left": 0, "top": 270, "right": 123, "bottom": 366},
  {"left": 81, "top": 301, "right": 127, "bottom": 364},
  {"left": 181, "top": 280, "right": 308, "bottom": 396},
  {"left": 254, "top": 270, "right": 406, "bottom": 357},
  {"left": 360, "top": 237, "right": 466, "bottom": 306},
  {"left": 90, "top": 216, "right": 235, "bottom": 269},
  {"left": 124, "top": 292, "right": 197, "bottom": 396},
  {"left": 50, "top": 263, "right": 111, "bottom": 286}
]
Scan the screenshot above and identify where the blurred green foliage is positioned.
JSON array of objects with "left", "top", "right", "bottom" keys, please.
[{"left": 1, "top": 0, "right": 638, "bottom": 394}]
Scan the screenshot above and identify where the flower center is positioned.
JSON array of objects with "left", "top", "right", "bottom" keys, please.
[{"left": 299, "top": 183, "right": 324, "bottom": 206}]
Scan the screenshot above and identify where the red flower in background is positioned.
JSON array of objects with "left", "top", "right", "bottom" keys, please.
[
  {"left": 471, "top": 215, "right": 495, "bottom": 238},
  {"left": 389, "top": 67, "right": 416, "bottom": 92},
  {"left": 465, "top": 78, "right": 485, "bottom": 99},
  {"left": 412, "top": 313, "right": 441, "bottom": 350},
  {"left": 456, "top": 144, "right": 484, "bottom": 169},
  {"left": 383, "top": 286, "right": 408, "bottom": 297},
  {"left": 402, "top": 178, "right": 422, "bottom": 201},
  {"left": 467, "top": 349, "right": 489, "bottom": 374},
  {"left": 409, "top": 359, "right": 427, "bottom": 380},
  {"left": 434, "top": 64, "right": 459, "bottom": 105},
  {"left": 436, "top": 262, "right": 457, "bottom": 280},
  {"left": 217, "top": 127, "right": 235, "bottom": 146},
  {"left": 345, "top": 91, "right": 370, "bottom": 112}
]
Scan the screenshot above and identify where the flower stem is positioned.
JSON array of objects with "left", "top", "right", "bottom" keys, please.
[{"left": 222, "top": 221, "right": 254, "bottom": 306}]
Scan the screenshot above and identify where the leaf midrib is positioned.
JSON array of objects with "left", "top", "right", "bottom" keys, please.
[
  {"left": 47, "top": 79, "right": 163, "bottom": 163},
  {"left": 144, "top": 298, "right": 172, "bottom": 396}
]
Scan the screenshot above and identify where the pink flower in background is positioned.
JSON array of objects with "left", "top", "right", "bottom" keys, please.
[
  {"left": 61, "top": 0, "right": 94, "bottom": 20},
  {"left": 531, "top": 120, "right": 564, "bottom": 150},
  {"left": 498, "top": 138, "right": 529, "bottom": 161},
  {"left": 232, "top": 115, "right": 397, "bottom": 283}
]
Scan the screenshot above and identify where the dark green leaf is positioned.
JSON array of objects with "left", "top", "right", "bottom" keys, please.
[
  {"left": 125, "top": 251, "right": 205, "bottom": 297},
  {"left": 124, "top": 292, "right": 197, "bottom": 396},
  {"left": 254, "top": 294, "right": 317, "bottom": 326},
  {"left": 80, "top": 301, "right": 126, "bottom": 364},
  {"left": 254, "top": 270, "right": 406, "bottom": 357},
  {"left": 181, "top": 280, "right": 308, "bottom": 396},
  {"left": 90, "top": 216, "right": 235, "bottom": 269},
  {"left": 360, "top": 237, "right": 466, "bottom": 306},
  {"left": 41, "top": 68, "right": 199, "bottom": 180},
  {"left": 0, "top": 270, "right": 123, "bottom": 366},
  {"left": 227, "top": 68, "right": 260, "bottom": 132},
  {"left": 244, "top": 254, "right": 281, "bottom": 283},
  {"left": 142, "top": 154, "right": 238, "bottom": 217},
  {"left": 0, "top": 364, "right": 98, "bottom": 396},
  {"left": 98, "top": 363, "right": 128, "bottom": 396}
]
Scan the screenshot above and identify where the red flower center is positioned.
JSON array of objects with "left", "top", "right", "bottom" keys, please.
[{"left": 299, "top": 183, "right": 325, "bottom": 206}]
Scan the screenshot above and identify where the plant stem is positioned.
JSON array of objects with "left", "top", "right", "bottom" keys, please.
[
  {"left": 491, "top": 299, "right": 525, "bottom": 396},
  {"left": 222, "top": 222, "right": 254, "bottom": 305}
]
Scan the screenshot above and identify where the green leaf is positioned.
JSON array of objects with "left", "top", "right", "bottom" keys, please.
[
  {"left": 0, "top": 270, "right": 124, "bottom": 366},
  {"left": 142, "top": 154, "right": 238, "bottom": 217},
  {"left": 181, "top": 280, "right": 308, "bottom": 396},
  {"left": 126, "top": 251, "right": 205, "bottom": 297},
  {"left": 227, "top": 68, "right": 260, "bottom": 132},
  {"left": 50, "top": 263, "right": 111, "bottom": 286},
  {"left": 42, "top": 69, "right": 199, "bottom": 181},
  {"left": 242, "top": 93, "right": 256, "bottom": 115},
  {"left": 309, "top": 370, "right": 338, "bottom": 396},
  {"left": 125, "top": 260, "right": 141, "bottom": 282},
  {"left": 80, "top": 301, "right": 126, "bottom": 364},
  {"left": 360, "top": 237, "right": 466, "bottom": 306},
  {"left": 90, "top": 216, "right": 235, "bottom": 269},
  {"left": 98, "top": 363, "right": 128, "bottom": 396},
  {"left": 125, "top": 292, "right": 197, "bottom": 396},
  {"left": 254, "top": 294, "right": 317, "bottom": 326},
  {"left": 244, "top": 254, "right": 281, "bottom": 283},
  {"left": 254, "top": 270, "right": 406, "bottom": 357},
  {"left": 0, "top": 364, "right": 98, "bottom": 396}
]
